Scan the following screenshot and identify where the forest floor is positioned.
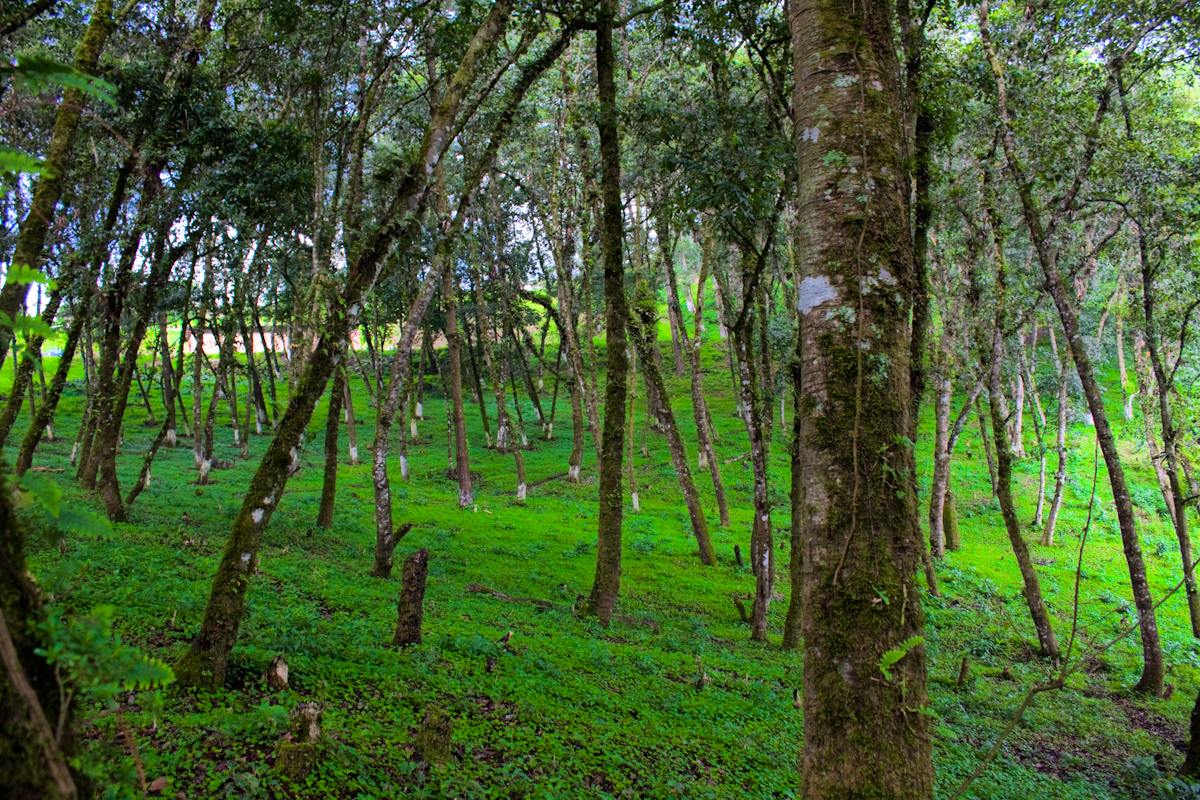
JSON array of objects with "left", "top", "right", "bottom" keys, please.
[{"left": 9, "top": 316, "right": 1200, "bottom": 799}]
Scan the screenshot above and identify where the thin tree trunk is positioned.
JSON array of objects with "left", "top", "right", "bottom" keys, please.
[
  {"left": 174, "top": 0, "right": 517, "bottom": 688},
  {"left": 16, "top": 312, "right": 85, "bottom": 475},
  {"left": 1020, "top": 331, "right": 1048, "bottom": 526},
  {"left": 976, "top": 394, "right": 998, "bottom": 497},
  {"left": 980, "top": 5, "right": 1164, "bottom": 693},
  {"left": 989, "top": 327, "right": 1059, "bottom": 658},
  {"left": 317, "top": 366, "right": 346, "bottom": 530},
  {"left": 343, "top": 365, "right": 359, "bottom": 465},
  {"left": 1042, "top": 326, "right": 1070, "bottom": 546},
  {"left": 689, "top": 224, "right": 730, "bottom": 526},
  {"left": 583, "top": 0, "right": 629, "bottom": 627},
  {"left": 443, "top": 261, "right": 471, "bottom": 507}
]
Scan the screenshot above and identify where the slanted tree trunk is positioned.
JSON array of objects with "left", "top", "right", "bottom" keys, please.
[
  {"left": 989, "top": 327, "right": 1059, "bottom": 658},
  {"left": 0, "top": 287, "right": 63, "bottom": 445},
  {"left": 16, "top": 311, "right": 86, "bottom": 475},
  {"left": 583, "top": 0, "right": 629, "bottom": 626},
  {"left": 175, "top": 1, "right": 514, "bottom": 688},
  {"left": 981, "top": 5, "right": 1163, "bottom": 693},
  {"left": 976, "top": 394, "right": 998, "bottom": 497},
  {"left": 789, "top": 0, "right": 933, "bottom": 790},
  {"left": 0, "top": 0, "right": 117, "bottom": 374},
  {"left": 1137, "top": 245, "right": 1200, "bottom": 636}
]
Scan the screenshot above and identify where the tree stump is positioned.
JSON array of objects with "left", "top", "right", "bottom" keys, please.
[
  {"left": 265, "top": 654, "right": 288, "bottom": 690},
  {"left": 392, "top": 548, "right": 429, "bottom": 647},
  {"left": 413, "top": 705, "right": 452, "bottom": 765},
  {"left": 276, "top": 702, "right": 321, "bottom": 780}
]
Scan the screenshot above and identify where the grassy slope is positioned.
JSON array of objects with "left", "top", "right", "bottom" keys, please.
[{"left": 7, "top": 294, "right": 1199, "bottom": 799}]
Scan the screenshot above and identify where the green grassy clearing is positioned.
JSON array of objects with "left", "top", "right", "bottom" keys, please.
[{"left": 8, "top": 297, "right": 1200, "bottom": 799}]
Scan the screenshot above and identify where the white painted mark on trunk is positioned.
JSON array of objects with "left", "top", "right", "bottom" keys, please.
[{"left": 798, "top": 276, "right": 838, "bottom": 313}]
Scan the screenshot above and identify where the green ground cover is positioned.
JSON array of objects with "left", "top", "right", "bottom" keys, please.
[{"left": 7, "top": 303, "right": 1200, "bottom": 799}]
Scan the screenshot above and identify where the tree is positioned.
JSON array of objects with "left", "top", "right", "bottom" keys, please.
[{"left": 788, "top": 0, "right": 933, "bottom": 793}]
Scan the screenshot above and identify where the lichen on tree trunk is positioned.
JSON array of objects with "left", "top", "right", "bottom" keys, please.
[{"left": 788, "top": 0, "right": 933, "bottom": 792}]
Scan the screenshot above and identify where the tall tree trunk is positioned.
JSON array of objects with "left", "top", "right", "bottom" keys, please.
[
  {"left": 159, "top": 313, "right": 177, "bottom": 447},
  {"left": 980, "top": 4, "right": 1163, "bottom": 693},
  {"left": 1020, "top": 331, "right": 1049, "bottom": 526},
  {"left": 689, "top": 224, "right": 730, "bottom": 526},
  {"left": 729, "top": 281, "right": 774, "bottom": 642},
  {"left": 976, "top": 394, "right": 998, "bottom": 497},
  {"left": 928, "top": 358, "right": 952, "bottom": 559},
  {"left": 583, "top": 0, "right": 629, "bottom": 627},
  {"left": 789, "top": 0, "right": 933, "bottom": 790},
  {"left": 443, "top": 261, "right": 471, "bottom": 507}
]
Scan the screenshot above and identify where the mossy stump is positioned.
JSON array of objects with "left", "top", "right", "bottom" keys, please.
[
  {"left": 413, "top": 705, "right": 452, "bottom": 765},
  {"left": 392, "top": 548, "right": 429, "bottom": 646},
  {"left": 276, "top": 702, "right": 321, "bottom": 780}
]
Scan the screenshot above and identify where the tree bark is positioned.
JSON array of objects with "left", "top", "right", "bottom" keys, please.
[
  {"left": 317, "top": 366, "right": 346, "bottom": 530},
  {"left": 1042, "top": 327, "right": 1070, "bottom": 546},
  {"left": 583, "top": 0, "right": 629, "bottom": 627},
  {"left": 989, "top": 327, "right": 1059, "bottom": 658},
  {"left": 1137, "top": 246, "right": 1200, "bottom": 635},
  {"left": 393, "top": 549, "right": 429, "bottom": 647},
  {"left": 16, "top": 311, "right": 85, "bottom": 475},
  {"left": 789, "top": 0, "right": 933, "bottom": 790},
  {"left": 444, "top": 263, "right": 472, "bottom": 507}
]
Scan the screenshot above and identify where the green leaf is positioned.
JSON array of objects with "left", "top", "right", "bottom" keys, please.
[
  {"left": 878, "top": 636, "right": 924, "bottom": 681},
  {"left": 3, "top": 54, "right": 117, "bottom": 109},
  {"left": 14, "top": 472, "right": 63, "bottom": 518},
  {"left": 0, "top": 147, "right": 49, "bottom": 177}
]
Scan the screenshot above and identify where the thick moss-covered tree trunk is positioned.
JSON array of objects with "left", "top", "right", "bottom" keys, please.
[
  {"left": 1, "top": 469, "right": 87, "bottom": 798},
  {"left": 788, "top": 0, "right": 933, "bottom": 792},
  {"left": 584, "top": 0, "right": 629, "bottom": 626}
]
